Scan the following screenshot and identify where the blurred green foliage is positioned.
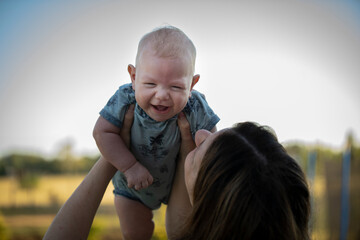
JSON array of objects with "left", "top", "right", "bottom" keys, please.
[{"left": 0, "top": 153, "right": 100, "bottom": 176}]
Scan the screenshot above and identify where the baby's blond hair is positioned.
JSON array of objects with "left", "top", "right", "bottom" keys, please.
[{"left": 136, "top": 26, "right": 196, "bottom": 75}]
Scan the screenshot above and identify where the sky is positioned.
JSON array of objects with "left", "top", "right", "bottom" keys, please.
[{"left": 0, "top": 0, "right": 359, "bottom": 157}]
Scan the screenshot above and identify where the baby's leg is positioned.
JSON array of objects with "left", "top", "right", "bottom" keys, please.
[{"left": 114, "top": 195, "right": 154, "bottom": 240}]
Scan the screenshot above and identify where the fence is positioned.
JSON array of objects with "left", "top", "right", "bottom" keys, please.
[{"left": 304, "top": 146, "right": 360, "bottom": 240}]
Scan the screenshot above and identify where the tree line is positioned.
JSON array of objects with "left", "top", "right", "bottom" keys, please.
[
  {"left": 0, "top": 153, "right": 100, "bottom": 177},
  {"left": 1, "top": 142, "right": 358, "bottom": 177}
]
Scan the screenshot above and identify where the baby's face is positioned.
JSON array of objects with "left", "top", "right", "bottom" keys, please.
[{"left": 130, "top": 50, "right": 196, "bottom": 122}]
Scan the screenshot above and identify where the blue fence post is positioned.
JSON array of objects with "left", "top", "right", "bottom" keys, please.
[
  {"left": 307, "top": 151, "right": 317, "bottom": 185},
  {"left": 340, "top": 149, "right": 351, "bottom": 240},
  {"left": 307, "top": 151, "right": 317, "bottom": 234}
]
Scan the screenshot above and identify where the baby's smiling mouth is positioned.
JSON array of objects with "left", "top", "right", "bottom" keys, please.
[{"left": 152, "top": 105, "right": 169, "bottom": 112}]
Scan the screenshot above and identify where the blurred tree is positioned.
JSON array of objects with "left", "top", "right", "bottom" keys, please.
[
  {"left": 0, "top": 153, "right": 99, "bottom": 175},
  {"left": 56, "top": 139, "right": 76, "bottom": 173},
  {"left": 1, "top": 154, "right": 41, "bottom": 188},
  {"left": 16, "top": 170, "right": 39, "bottom": 189},
  {"left": 345, "top": 130, "right": 355, "bottom": 150},
  {"left": 57, "top": 139, "right": 75, "bottom": 162},
  {"left": 284, "top": 143, "right": 310, "bottom": 170},
  {"left": 0, "top": 160, "right": 6, "bottom": 176}
]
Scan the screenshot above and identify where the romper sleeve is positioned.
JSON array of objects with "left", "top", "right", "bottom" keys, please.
[
  {"left": 183, "top": 90, "right": 220, "bottom": 139},
  {"left": 99, "top": 83, "right": 136, "bottom": 128}
]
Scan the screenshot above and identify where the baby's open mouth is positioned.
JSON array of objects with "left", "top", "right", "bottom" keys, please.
[{"left": 152, "top": 105, "right": 169, "bottom": 112}]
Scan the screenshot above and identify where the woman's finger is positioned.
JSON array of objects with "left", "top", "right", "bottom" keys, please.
[
  {"left": 134, "top": 183, "right": 142, "bottom": 191},
  {"left": 120, "top": 104, "right": 135, "bottom": 148},
  {"left": 123, "top": 104, "right": 135, "bottom": 130},
  {"left": 177, "top": 112, "right": 196, "bottom": 158},
  {"left": 177, "top": 112, "right": 192, "bottom": 141},
  {"left": 127, "top": 182, "right": 134, "bottom": 189},
  {"left": 142, "top": 180, "right": 149, "bottom": 189},
  {"left": 148, "top": 176, "right": 154, "bottom": 185}
]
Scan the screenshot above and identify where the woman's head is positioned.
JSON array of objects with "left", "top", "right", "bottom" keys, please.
[{"left": 182, "top": 122, "right": 311, "bottom": 240}]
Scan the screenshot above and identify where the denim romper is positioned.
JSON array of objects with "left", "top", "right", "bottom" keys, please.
[{"left": 100, "top": 83, "right": 220, "bottom": 210}]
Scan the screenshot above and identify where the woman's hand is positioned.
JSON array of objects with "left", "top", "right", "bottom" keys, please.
[
  {"left": 166, "top": 112, "right": 195, "bottom": 239},
  {"left": 120, "top": 104, "right": 134, "bottom": 148},
  {"left": 177, "top": 112, "right": 196, "bottom": 159}
]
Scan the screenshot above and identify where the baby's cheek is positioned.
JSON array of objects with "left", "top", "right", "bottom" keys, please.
[{"left": 178, "top": 94, "right": 190, "bottom": 107}]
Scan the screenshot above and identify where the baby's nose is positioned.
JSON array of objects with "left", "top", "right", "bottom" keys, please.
[{"left": 155, "top": 88, "right": 170, "bottom": 100}]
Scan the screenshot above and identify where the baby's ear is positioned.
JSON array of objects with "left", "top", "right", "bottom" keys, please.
[
  {"left": 190, "top": 74, "right": 200, "bottom": 91},
  {"left": 128, "top": 64, "right": 136, "bottom": 89}
]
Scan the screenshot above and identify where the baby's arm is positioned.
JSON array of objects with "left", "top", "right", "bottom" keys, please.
[{"left": 93, "top": 107, "right": 153, "bottom": 190}]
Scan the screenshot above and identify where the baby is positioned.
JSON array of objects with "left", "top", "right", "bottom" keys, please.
[{"left": 93, "top": 26, "right": 219, "bottom": 239}]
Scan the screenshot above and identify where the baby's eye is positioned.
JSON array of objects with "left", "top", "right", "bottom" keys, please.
[
  {"left": 172, "top": 86, "right": 183, "bottom": 90},
  {"left": 145, "top": 83, "right": 156, "bottom": 87}
]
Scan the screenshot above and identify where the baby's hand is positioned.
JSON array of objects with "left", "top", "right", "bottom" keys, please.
[{"left": 124, "top": 162, "right": 153, "bottom": 190}]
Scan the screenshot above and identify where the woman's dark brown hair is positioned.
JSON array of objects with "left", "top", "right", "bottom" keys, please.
[{"left": 178, "top": 122, "right": 311, "bottom": 240}]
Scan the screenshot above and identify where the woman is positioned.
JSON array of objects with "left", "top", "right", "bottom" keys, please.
[
  {"left": 44, "top": 108, "right": 311, "bottom": 240},
  {"left": 171, "top": 122, "right": 311, "bottom": 240}
]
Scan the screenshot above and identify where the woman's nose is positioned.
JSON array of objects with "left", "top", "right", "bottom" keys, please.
[{"left": 195, "top": 129, "right": 211, "bottom": 147}]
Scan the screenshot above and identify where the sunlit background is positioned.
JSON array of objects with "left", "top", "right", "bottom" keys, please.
[
  {"left": 0, "top": 0, "right": 359, "bottom": 157},
  {"left": 0, "top": 0, "right": 359, "bottom": 239}
]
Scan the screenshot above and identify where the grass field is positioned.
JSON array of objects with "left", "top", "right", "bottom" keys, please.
[
  {"left": 0, "top": 175, "right": 113, "bottom": 207},
  {"left": 0, "top": 171, "right": 357, "bottom": 240},
  {"left": 0, "top": 174, "right": 167, "bottom": 240}
]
